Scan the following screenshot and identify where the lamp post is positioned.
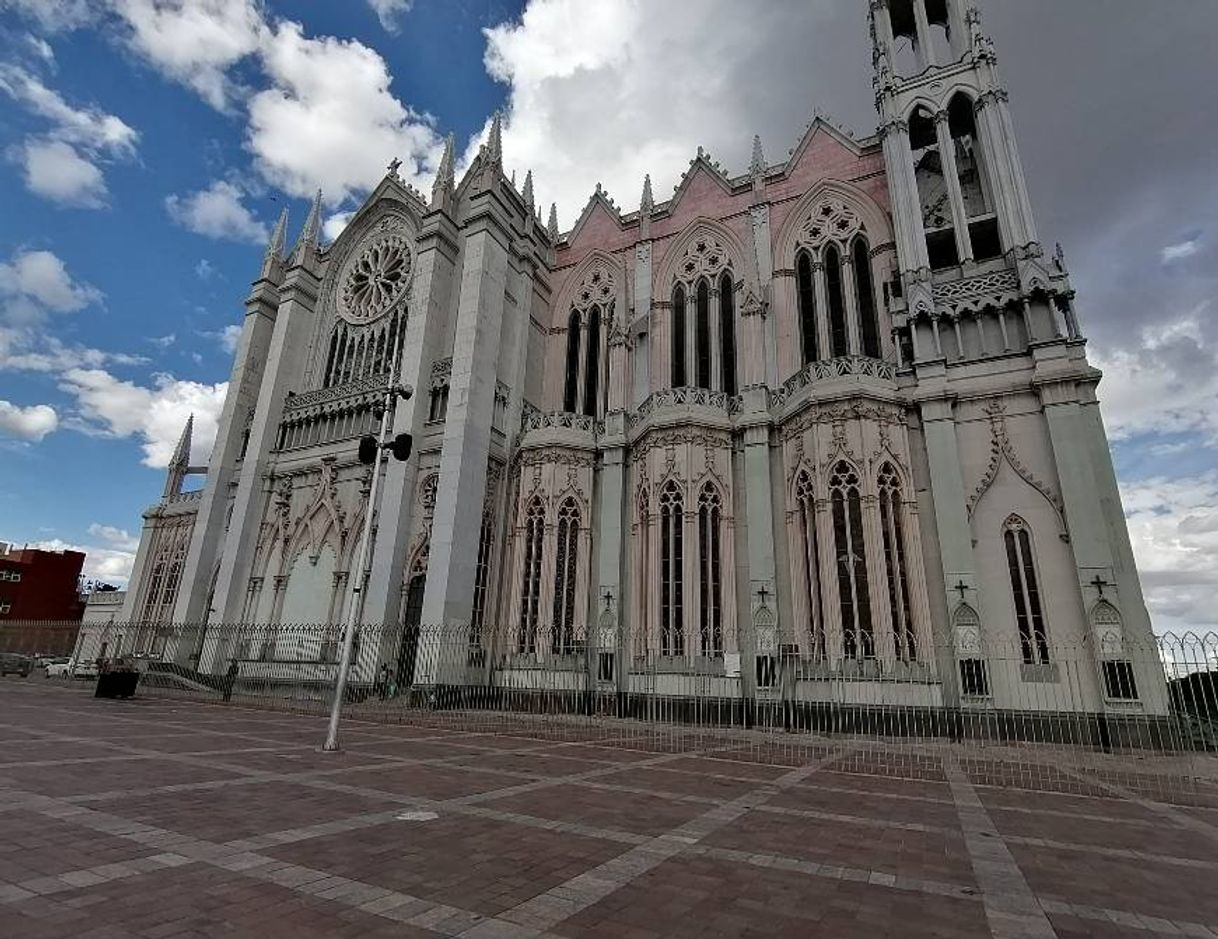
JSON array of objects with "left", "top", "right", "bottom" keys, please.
[{"left": 322, "top": 368, "right": 413, "bottom": 752}]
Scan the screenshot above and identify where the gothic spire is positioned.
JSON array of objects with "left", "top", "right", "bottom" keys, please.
[
  {"left": 289, "top": 190, "right": 322, "bottom": 266},
  {"left": 487, "top": 111, "right": 503, "bottom": 170},
  {"left": 260, "top": 207, "right": 288, "bottom": 278},
  {"left": 163, "top": 414, "right": 194, "bottom": 498},
  {"left": 640, "top": 174, "right": 654, "bottom": 214},
  {"left": 522, "top": 169, "right": 534, "bottom": 213},
  {"left": 547, "top": 202, "right": 559, "bottom": 241},
  {"left": 750, "top": 134, "right": 766, "bottom": 178},
  {"left": 432, "top": 132, "right": 455, "bottom": 206}
]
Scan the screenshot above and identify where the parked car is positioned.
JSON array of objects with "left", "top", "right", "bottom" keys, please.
[
  {"left": 0, "top": 652, "right": 33, "bottom": 677},
  {"left": 44, "top": 659, "right": 72, "bottom": 678},
  {"left": 72, "top": 659, "right": 100, "bottom": 680}
]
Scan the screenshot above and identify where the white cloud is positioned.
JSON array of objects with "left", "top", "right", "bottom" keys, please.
[
  {"left": 195, "top": 258, "right": 216, "bottom": 280},
  {"left": 247, "top": 20, "right": 442, "bottom": 203},
  {"left": 0, "top": 326, "right": 144, "bottom": 374},
  {"left": 218, "top": 323, "right": 241, "bottom": 353},
  {"left": 0, "top": 0, "right": 97, "bottom": 33},
  {"left": 59, "top": 367, "right": 227, "bottom": 467},
  {"left": 1161, "top": 237, "right": 1201, "bottom": 263},
  {"left": 322, "top": 210, "right": 353, "bottom": 242},
  {"left": 87, "top": 522, "right": 140, "bottom": 553},
  {"left": 1092, "top": 307, "right": 1218, "bottom": 443},
  {"left": 23, "top": 535, "right": 135, "bottom": 586},
  {"left": 1121, "top": 472, "right": 1218, "bottom": 633},
  {"left": 367, "top": 0, "right": 412, "bottom": 34},
  {"left": 147, "top": 333, "right": 175, "bottom": 349},
  {"left": 17, "top": 138, "right": 108, "bottom": 207},
  {"left": 0, "top": 400, "right": 58, "bottom": 441},
  {"left": 482, "top": 0, "right": 842, "bottom": 228},
  {"left": 0, "top": 248, "right": 103, "bottom": 317},
  {"left": 111, "top": 0, "right": 266, "bottom": 111},
  {"left": 0, "top": 64, "right": 137, "bottom": 208},
  {"left": 165, "top": 179, "right": 268, "bottom": 243}
]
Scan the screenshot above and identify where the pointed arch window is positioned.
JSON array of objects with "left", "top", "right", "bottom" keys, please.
[
  {"left": 518, "top": 498, "right": 545, "bottom": 654},
  {"left": 583, "top": 306, "right": 600, "bottom": 416},
  {"left": 1003, "top": 516, "right": 1049, "bottom": 664},
  {"left": 824, "top": 246, "right": 849, "bottom": 358},
  {"left": 636, "top": 487, "right": 650, "bottom": 642},
  {"left": 877, "top": 464, "right": 915, "bottom": 661},
  {"left": 552, "top": 498, "right": 580, "bottom": 654},
  {"left": 796, "top": 251, "right": 818, "bottom": 365},
  {"left": 659, "top": 480, "right": 684, "bottom": 657},
  {"left": 719, "top": 272, "right": 737, "bottom": 396},
  {"left": 853, "top": 237, "right": 881, "bottom": 358},
  {"left": 671, "top": 285, "right": 687, "bottom": 387},
  {"left": 948, "top": 92, "right": 1001, "bottom": 261},
  {"left": 830, "top": 461, "right": 873, "bottom": 658},
  {"left": 563, "top": 311, "right": 581, "bottom": 412},
  {"left": 697, "top": 484, "right": 724, "bottom": 657},
  {"left": 795, "top": 470, "right": 824, "bottom": 659},
  {"left": 695, "top": 279, "right": 712, "bottom": 389},
  {"left": 471, "top": 511, "right": 494, "bottom": 649}
]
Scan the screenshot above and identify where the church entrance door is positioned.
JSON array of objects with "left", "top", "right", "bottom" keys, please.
[{"left": 396, "top": 574, "right": 425, "bottom": 690}]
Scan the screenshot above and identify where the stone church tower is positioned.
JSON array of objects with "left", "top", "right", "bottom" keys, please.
[{"left": 123, "top": 0, "right": 1163, "bottom": 716}]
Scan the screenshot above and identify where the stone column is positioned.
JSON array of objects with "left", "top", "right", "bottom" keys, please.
[
  {"left": 934, "top": 110, "right": 974, "bottom": 264},
  {"left": 596, "top": 416, "right": 627, "bottom": 684},
  {"left": 633, "top": 242, "right": 653, "bottom": 406},
  {"left": 741, "top": 420, "right": 777, "bottom": 675}
]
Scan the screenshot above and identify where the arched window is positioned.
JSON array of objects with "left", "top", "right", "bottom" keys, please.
[
  {"left": 795, "top": 470, "right": 824, "bottom": 658},
  {"left": 830, "top": 461, "right": 873, "bottom": 658},
  {"left": 552, "top": 498, "right": 580, "bottom": 654},
  {"left": 659, "top": 480, "right": 684, "bottom": 656},
  {"left": 470, "top": 511, "right": 494, "bottom": 649},
  {"left": 518, "top": 498, "right": 545, "bottom": 654},
  {"left": 796, "top": 251, "right": 818, "bottom": 365},
  {"left": 910, "top": 106, "right": 958, "bottom": 270},
  {"left": 853, "top": 237, "right": 881, "bottom": 358},
  {"left": 583, "top": 306, "right": 600, "bottom": 417},
  {"left": 636, "top": 487, "right": 650, "bottom": 641},
  {"left": 877, "top": 464, "right": 915, "bottom": 661},
  {"left": 563, "top": 311, "right": 580, "bottom": 412},
  {"left": 948, "top": 92, "right": 1001, "bottom": 261},
  {"left": 1003, "top": 516, "right": 1049, "bottom": 664},
  {"left": 695, "top": 279, "right": 711, "bottom": 389},
  {"left": 323, "top": 329, "right": 339, "bottom": 386},
  {"left": 697, "top": 484, "right": 723, "bottom": 657},
  {"left": 824, "top": 245, "right": 849, "bottom": 358},
  {"left": 671, "top": 285, "right": 687, "bottom": 387},
  {"left": 719, "top": 272, "right": 737, "bottom": 395}
]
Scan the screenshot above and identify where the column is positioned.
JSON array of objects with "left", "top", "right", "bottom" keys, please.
[
  {"left": 934, "top": 110, "right": 974, "bottom": 264},
  {"left": 595, "top": 430, "right": 626, "bottom": 682},
  {"left": 912, "top": 0, "right": 935, "bottom": 69},
  {"left": 633, "top": 242, "right": 653, "bottom": 406},
  {"left": 741, "top": 422, "right": 777, "bottom": 676},
  {"left": 919, "top": 396, "right": 978, "bottom": 624},
  {"left": 841, "top": 255, "right": 862, "bottom": 355}
]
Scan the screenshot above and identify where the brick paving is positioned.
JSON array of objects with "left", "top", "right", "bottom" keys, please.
[{"left": 1, "top": 679, "right": 1217, "bottom": 938}]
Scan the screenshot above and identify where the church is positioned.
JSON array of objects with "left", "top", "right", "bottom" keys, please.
[{"left": 120, "top": 0, "right": 1166, "bottom": 718}]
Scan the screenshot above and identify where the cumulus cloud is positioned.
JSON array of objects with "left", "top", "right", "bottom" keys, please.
[
  {"left": 165, "top": 179, "right": 268, "bottom": 243},
  {"left": 0, "top": 0, "right": 97, "bottom": 33},
  {"left": 0, "top": 400, "right": 58, "bottom": 441},
  {"left": 23, "top": 535, "right": 136, "bottom": 586},
  {"left": 87, "top": 522, "right": 140, "bottom": 552},
  {"left": 59, "top": 367, "right": 226, "bottom": 467},
  {"left": 111, "top": 0, "right": 266, "bottom": 111},
  {"left": 1121, "top": 473, "right": 1218, "bottom": 633},
  {"left": 0, "top": 248, "right": 103, "bottom": 320},
  {"left": 367, "top": 0, "right": 412, "bottom": 34},
  {"left": 247, "top": 20, "right": 441, "bottom": 204},
  {"left": 0, "top": 326, "right": 144, "bottom": 374},
  {"left": 0, "top": 64, "right": 138, "bottom": 207},
  {"left": 17, "top": 138, "right": 108, "bottom": 207},
  {"left": 1161, "top": 237, "right": 1202, "bottom": 264}
]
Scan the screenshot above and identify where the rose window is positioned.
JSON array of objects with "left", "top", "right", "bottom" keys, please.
[{"left": 341, "top": 235, "right": 412, "bottom": 322}]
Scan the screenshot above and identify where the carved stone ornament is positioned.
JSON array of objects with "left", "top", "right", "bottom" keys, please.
[
  {"left": 338, "top": 216, "right": 414, "bottom": 324},
  {"left": 678, "top": 232, "right": 730, "bottom": 282},
  {"left": 797, "top": 198, "right": 863, "bottom": 251},
  {"left": 968, "top": 401, "right": 1066, "bottom": 530},
  {"left": 952, "top": 603, "right": 982, "bottom": 654}
]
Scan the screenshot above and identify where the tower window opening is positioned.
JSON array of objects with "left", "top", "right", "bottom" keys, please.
[
  {"left": 947, "top": 93, "right": 1003, "bottom": 262},
  {"left": 695, "top": 279, "right": 712, "bottom": 390},
  {"left": 563, "top": 311, "right": 580, "bottom": 412},
  {"left": 583, "top": 305, "right": 601, "bottom": 417},
  {"left": 888, "top": 0, "right": 920, "bottom": 77},
  {"left": 910, "top": 107, "right": 958, "bottom": 270},
  {"left": 719, "top": 272, "right": 737, "bottom": 396},
  {"left": 671, "top": 285, "right": 687, "bottom": 388},
  {"left": 925, "top": 0, "right": 954, "bottom": 66},
  {"left": 824, "top": 246, "right": 849, "bottom": 358},
  {"left": 796, "top": 251, "right": 818, "bottom": 364}
]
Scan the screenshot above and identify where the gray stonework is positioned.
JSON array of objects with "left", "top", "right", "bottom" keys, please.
[{"left": 124, "top": 0, "right": 1165, "bottom": 716}]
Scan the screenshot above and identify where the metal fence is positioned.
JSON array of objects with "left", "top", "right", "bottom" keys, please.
[{"left": 11, "top": 619, "right": 1218, "bottom": 802}]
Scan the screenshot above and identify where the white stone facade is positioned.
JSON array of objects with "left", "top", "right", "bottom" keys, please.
[{"left": 123, "top": 0, "right": 1165, "bottom": 716}]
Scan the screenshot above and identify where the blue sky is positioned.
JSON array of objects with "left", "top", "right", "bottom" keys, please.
[{"left": 0, "top": 0, "right": 1216, "bottom": 632}]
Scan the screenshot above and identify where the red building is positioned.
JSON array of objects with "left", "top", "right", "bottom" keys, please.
[{"left": 0, "top": 542, "right": 85, "bottom": 655}]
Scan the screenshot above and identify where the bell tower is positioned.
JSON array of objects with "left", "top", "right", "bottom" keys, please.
[{"left": 869, "top": 0, "right": 1076, "bottom": 343}]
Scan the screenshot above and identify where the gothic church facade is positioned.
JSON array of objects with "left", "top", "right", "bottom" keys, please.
[{"left": 123, "top": 0, "right": 1165, "bottom": 715}]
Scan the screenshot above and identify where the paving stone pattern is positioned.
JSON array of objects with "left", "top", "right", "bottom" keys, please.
[{"left": 1, "top": 679, "right": 1217, "bottom": 938}]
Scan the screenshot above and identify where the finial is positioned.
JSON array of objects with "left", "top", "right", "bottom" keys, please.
[
  {"left": 547, "top": 202, "right": 559, "bottom": 241},
  {"left": 510, "top": 169, "right": 516, "bottom": 187},
  {"left": 289, "top": 189, "right": 322, "bottom": 265},
  {"left": 595, "top": 181, "right": 603, "bottom": 195},
  {"left": 432, "top": 132, "right": 455, "bottom": 205},
  {"left": 487, "top": 111, "right": 503, "bottom": 169},
  {"left": 640, "top": 174, "right": 653, "bottom": 214},
  {"left": 522, "top": 169, "right": 534, "bottom": 212},
  {"left": 696, "top": 145, "right": 704, "bottom": 160},
  {"left": 750, "top": 134, "right": 765, "bottom": 178},
  {"left": 261, "top": 207, "right": 289, "bottom": 277},
  {"left": 387, "top": 156, "right": 402, "bottom": 177}
]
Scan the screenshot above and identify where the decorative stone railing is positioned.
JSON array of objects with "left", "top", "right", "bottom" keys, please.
[
  {"left": 768, "top": 356, "right": 896, "bottom": 410},
  {"left": 519, "top": 406, "right": 599, "bottom": 436},
  {"left": 168, "top": 489, "right": 204, "bottom": 505},
  {"left": 282, "top": 374, "right": 388, "bottom": 413},
  {"left": 628, "top": 387, "right": 742, "bottom": 429},
  {"left": 277, "top": 377, "right": 387, "bottom": 451},
  {"left": 930, "top": 269, "right": 1020, "bottom": 316}
]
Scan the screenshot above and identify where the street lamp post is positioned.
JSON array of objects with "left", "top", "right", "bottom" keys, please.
[{"left": 322, "top": 365, "right": 413, "bottom": 752}]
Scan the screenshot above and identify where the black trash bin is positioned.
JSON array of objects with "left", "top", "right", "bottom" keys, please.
[{"left": 95, "top": 661, "right": 140, "bottom": 699}]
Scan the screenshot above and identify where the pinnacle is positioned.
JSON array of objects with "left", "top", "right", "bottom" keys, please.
[
  {"left": 290, "top": 189, "right": 322, "bottom": 265},
  {"left": 640, "top": 174, "right": 654, "bottom": 213},
  {"left": 487, "top": 111, "right": 503, "bottom": 168},
  {"left": 547, "top": 202, "right": 559, "bottom": 241},
  {"left": 750, "top": 134, "right": 766, "bottom": 177},
  {"left": 522, "top": 169, "right": 534, "bottom": 212}
]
